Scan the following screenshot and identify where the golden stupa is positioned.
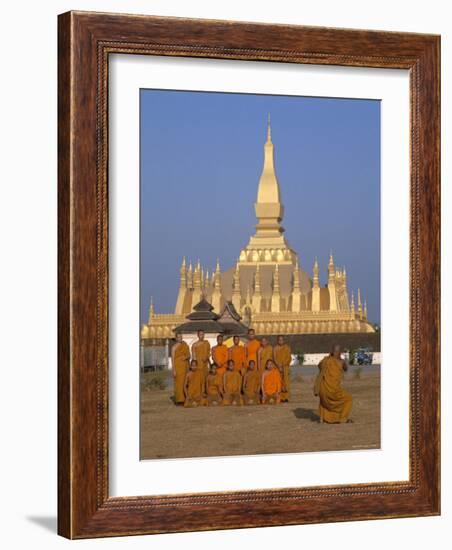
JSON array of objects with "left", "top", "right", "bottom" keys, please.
[{"left": 141, "top": 117, "right": 375, "bottom": 339}]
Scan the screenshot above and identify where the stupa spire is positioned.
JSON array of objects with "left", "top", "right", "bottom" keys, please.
[
  {"left": 254, "top": 116, "right": 284, "bottom": 236},
  {"left": 252, "top": 264, "right": 262, "bottom": 312},
  {"left": 232, "top": 260, "right": 241, "bottom": 311},
  {"left": 271, "top": 264, "right": 281, "bottom": 313}
]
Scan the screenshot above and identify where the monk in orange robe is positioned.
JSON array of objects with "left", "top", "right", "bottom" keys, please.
[
  {"left": 211, "top": 334, "right": 228, "bottom": 376},
  {"left": 245, "top": 328, "right": 261, "bottom": 368},
  {"left": 223, "top": 360, "right": 242, "bottom": 406},
  {"left": 261, "top": 360, "right": 282, "bottom": 404},
  {"left": 205, "top": 364, "right": 223, "bottom": 406},
  {"left": 242, "top": 360, "right": 261, "bottom": 405},
  {"left": 229, "top": 335, "right": 246, "bottom": 375},
  {"left": 171, "top": 333, "right": 191, "bottom": 405},
  {"left": 257, "top": 337, "right": 273, "bottom": 375},
  {"left": 191, "top": 330, "right": 211, "bottom": 386},
  {"left": 184, "top": 360, "right": 205, "bottom": 407},
  {"left": 274, "top": 335, "right": 292, "bottom": 402},
  {"left": 315, "top": 345, "right": 353, "bottom": 423}
]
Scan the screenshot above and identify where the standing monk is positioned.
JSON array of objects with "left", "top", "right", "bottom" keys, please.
[
  {"left": 261, "top": 360, "right": 282, "bottom": 404},
  {"left": 242, "top": 360, "right": 261, "bottom": 405},
  {"left": 229, "top": 335, "right": 246, "bottom": 375},
  {"left": 245, "top": 328, "right": 261, "bottom": 368},
  {"left": 223, "top": 360, "right": 242, "bottom": 406},
  {"left": 314, "top": 344, "right": 353, "bottom": 423},
  {"left": 257, "top": 337, "right": 273, "bottom": 375},
  {"left": 274, "top": 335, "right": 292, "bottom": 402},
  {"left": 171, "top": 333, "right": 191, "bottom": 405},
  {"left": 205, "top": 364, "right": 223, "bottom": 406},
  {"left": 211, "top": 334, "right": 228, "bottom": 376},
  {"left": 184, "top": 360, "right": 205, "bottom": 407},
  {"left": 191, "top": 330, "right": 211, "bottom": 387}
]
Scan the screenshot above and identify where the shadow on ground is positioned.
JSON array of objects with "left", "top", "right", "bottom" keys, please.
[{"left": 293, "top": 407, "right": 319, "bottom": 422}]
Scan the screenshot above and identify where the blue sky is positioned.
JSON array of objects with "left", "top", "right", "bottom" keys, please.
[{"left": 140, "top": 90, "right": 380, "bottom": 324}]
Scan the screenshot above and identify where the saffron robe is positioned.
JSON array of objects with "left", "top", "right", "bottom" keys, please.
[
  {"left": 172, "top": 341, "right": 190, "bottom": 404},
  {"left": 274, "top": 343, "right": 292, "bottom": 402},
  {"left": 184, "top": 370, "right": 205, "bottom": 407},
  {"left": 223, "top": 370, "right": 242, "bottom": 405},
  {"left": 242, "top": 370, "right": 261, "bottom": 405},
  {"left": 262, "top": 368, "right": 282, "bottom": 404},
  {"left": 206, "top": 372, "right": 223, "bottom": 405},
  {"left": 211, "top": 344, "right": 228, "bottom": 376},
  {"left": 245, "top": 339, "right": 261, "bottom": 367},
  {"left": 229, "top": 344, "right": 246, "bottom": 374},
  {"left": 258, "top": 345, "right": 274, "bottom": 374},
  {"left": 191, "top": 340, "right": 211, "bottom": 384},
  {"left": 317, "top": 356, "right": 353, "bottom": 423}
]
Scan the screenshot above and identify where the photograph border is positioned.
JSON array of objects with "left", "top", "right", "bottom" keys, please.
[{"left": 58, "top": 11, "right": 440, "bottom": 538}]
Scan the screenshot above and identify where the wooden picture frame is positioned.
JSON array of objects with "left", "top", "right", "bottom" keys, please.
[{"left": 58, "top": 11, "right": 440, "bottom": 538}]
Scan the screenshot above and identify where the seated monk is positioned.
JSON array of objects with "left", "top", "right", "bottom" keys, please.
[
  {"left": 257, "top": 337, "right": 273, "bottom": 375},
  {"left": 211, "top": 334, "right": 228, "bottom": 376},
  {"left": 245, "top": 328, "right": 261, "bottom": 368},
  {"left": 223, "top": 360, "right": 242, "bottom": 406},
  {"left": 315, "top": 344, "right": 353, "bottom": 423},
  {"left": 184, "top": 360, "right": 205, "bottom": 407},
  {"left": 261, "top": 360, "right": 282, "bottom": 405},
  {"left": 229, "top": 335, "right": 246, "bottom": 375},
  {"left": 242, "top": 360, "right": 261, "bottom": 405},
  {"left": 205, "top": 364, "right": 223, "bottom": 406},
  {"left": 274, "top": 335, "right": 292, "bottom": 402}
]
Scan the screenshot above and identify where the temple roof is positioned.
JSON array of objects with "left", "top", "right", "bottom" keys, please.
[
  {"left": 175, "top": 299, "right": 248, "bottom": 335},
  {"left": 185, "top": 298, "right": 219, "bottom": 321}
]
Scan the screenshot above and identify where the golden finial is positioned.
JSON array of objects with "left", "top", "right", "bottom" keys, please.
[{"left": 267, "top": 113, "right": 272, "bottom": 141}]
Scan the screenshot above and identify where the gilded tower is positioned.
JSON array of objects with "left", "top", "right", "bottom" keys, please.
[{"left": 141, "top": 118, "right": 375, "bottom": 339}]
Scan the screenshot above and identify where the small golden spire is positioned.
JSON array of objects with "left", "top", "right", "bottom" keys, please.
[{"left": 267, "top": 113, "right": 272, "bottom": 142}]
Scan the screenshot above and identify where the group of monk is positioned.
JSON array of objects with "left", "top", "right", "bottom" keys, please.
[
  {"left": 171, "top": 329, "right": 353, "bottom": 423},
  {"left": 171, "top": 329, "right": 292, "bottom": 407}
]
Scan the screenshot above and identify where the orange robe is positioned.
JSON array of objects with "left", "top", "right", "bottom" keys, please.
[
  {"left": 258, "top": 345, "right": 274, "bottom": 374},
  {"left": 242, "top": 370, "right": 261, "bottom": 405},
  {"left": 245, "top": 339, "right": 261, "bottom": 367},
  {"left": 211, "top": 344, "right": 228, "bottom": 376},
  {"left": 229, "top": 345, "right": 246, "bottom": 374},
  {"left": 172, "top": 341, "right": 190, "bottom": 404},
  {"left": 317, "top": 356, "right": 353, "bottom": 423},
  {"left": 184, "top": 370, "right": 205, "bottom": 407},
  {"left": 191, "top": 340, "right": 211, "bottom": 384},
  {"left": 262, "top": 368, "right": 282, "bottom": 404},
  {"left": 223, "top": 371, "right": 242, "bottom": 405},
  {"left": 206, "top": 372, "right": 223, "bottom": 405},
  {"left": 274, "top": 343, "right": 292, "bottom": 402}
]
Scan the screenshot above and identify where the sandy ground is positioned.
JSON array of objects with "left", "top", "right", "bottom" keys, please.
[{"left": 140, "top": 366, "right": 380, "bottom": 460}]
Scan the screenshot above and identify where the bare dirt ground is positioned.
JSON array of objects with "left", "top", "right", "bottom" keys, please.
[{"left": 140, "top": 366, "right": 380, "bottom": 460}]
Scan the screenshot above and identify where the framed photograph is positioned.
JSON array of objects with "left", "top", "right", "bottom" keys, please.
[{"left": 58, "top": 11, "right": 440, "bottom": 538}]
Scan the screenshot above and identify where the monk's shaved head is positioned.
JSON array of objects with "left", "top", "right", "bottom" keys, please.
[
  {"left": 217, "top": 334, "right": 223, "bottom": 343},
  {"left": 331, "top": 344, "right": 342, "bottom": 358}
]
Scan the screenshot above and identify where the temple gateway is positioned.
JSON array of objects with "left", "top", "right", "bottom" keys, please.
[{"left": 141, "top": 119, "right": 375, "bottom": 340}]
